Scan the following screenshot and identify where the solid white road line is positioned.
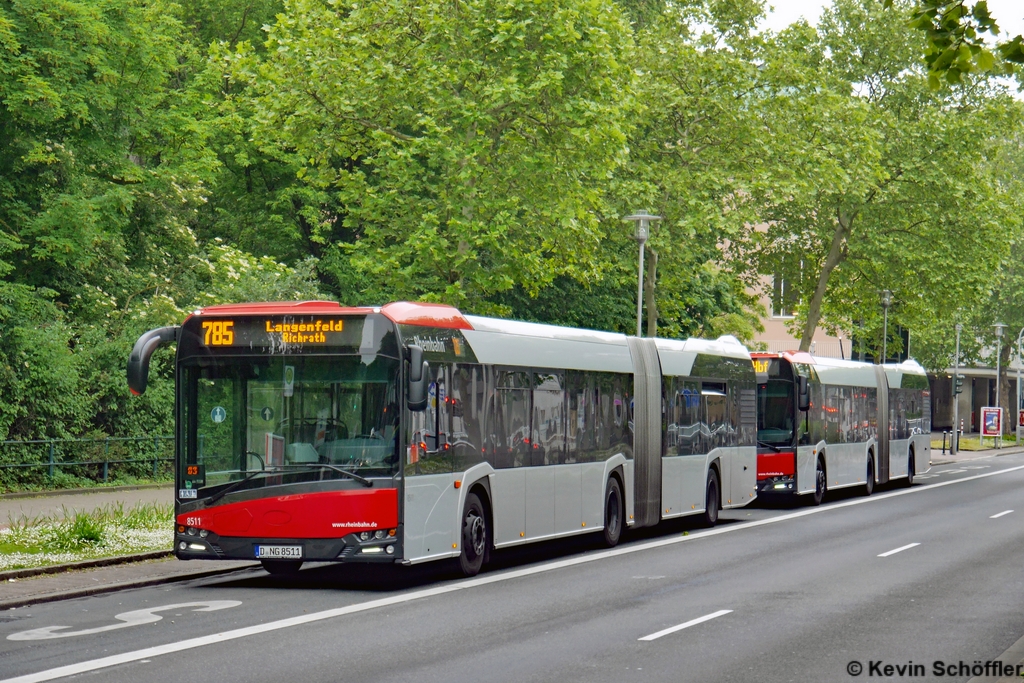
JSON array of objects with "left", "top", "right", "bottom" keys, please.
[
  {"left": 878, "top": 543, "right": 920, "bottom": 558},
  {"left": 991, "top": 510, "right": 1014, "bottom": 519},
  {"left": 5, "top": 463, "right": 1024, "bottom": 683},
  {"left": 638, "top": 610, "right": 732, "bottom": 642}
]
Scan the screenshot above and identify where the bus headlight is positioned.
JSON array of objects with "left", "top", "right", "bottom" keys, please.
[
  {"left": 359, "top": 531, "right": 371, "bottom": 541},
  {"left": 374, "top": 530, "right": 386, "bottom": 540}
]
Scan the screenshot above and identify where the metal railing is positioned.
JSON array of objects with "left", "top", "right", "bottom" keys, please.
[{"left": 0, "top": 436, "right": 174, "bottom": 489}]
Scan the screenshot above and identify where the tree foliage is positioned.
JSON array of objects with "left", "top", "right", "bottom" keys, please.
[
  {"left": 739, "top": 0, "right": 1023, "bottom": 369},
  {"left": 236, "top": 0, "right": 637, "bottom": 311},
  {"left": 890, "top": 0, "right": 1024, "bottom": 86},
  {"left": 1, "top": 0, "right": 1023, "bottom": 452}
]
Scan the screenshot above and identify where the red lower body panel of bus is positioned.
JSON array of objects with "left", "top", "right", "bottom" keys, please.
[{"left": 174, "top": 488, "right": 401, "bottom": 562}]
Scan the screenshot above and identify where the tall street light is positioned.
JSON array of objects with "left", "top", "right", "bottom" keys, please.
[
  {"left": 880, "top": 290, "right": 893, "bottom": 363},
  {"left": 994, "top": 322, "right": 1006, "bottom": 448},
  {"left": 1017, "top": 327, "right": 1024, "bottom": 447},
  {"left": 624, "top": 212, "right": 661, "bottom": 337},
  {"left": 953, "top": 323, "right": 962, "bottom": 455}
]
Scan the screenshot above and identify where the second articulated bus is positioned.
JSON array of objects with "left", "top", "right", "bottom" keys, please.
[
  {"left": 753, "top": 351, "right": 932, "bottom": 505},
  {"left": 128, "top": 301, "right": 759, "bottom": 576}
]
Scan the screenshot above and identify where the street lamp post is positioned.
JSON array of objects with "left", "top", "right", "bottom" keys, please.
[
  {"left": 994, "top": 322, "right": 1006, "bottom": 448},
  {"left": 953, "top": 323, "right": 962, "bottom": 455},
  {"left": 880, "top": 290, "right": 893, "bottom": 363},
  {"left": 1017, "top": 327, "right": 1024, "bottom": 447},
  {"left": 624, "top": 212, "right": 661, "bottom": 338}
]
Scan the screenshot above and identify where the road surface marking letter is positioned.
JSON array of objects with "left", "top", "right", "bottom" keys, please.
[{"left": 7, "top": 602, "right": 241, "bottom": 641}]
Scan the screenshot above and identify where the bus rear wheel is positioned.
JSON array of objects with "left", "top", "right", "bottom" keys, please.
[
  {"left": 865, "top": 455, "right": 875, "bottom": 496},
  {"left": 810, "top": 459, "right": 826, "bottom": 506},
  {"left": 603, "top": 477, "right": 623, "bottom": 547},
  {"left": 458, "top": 492, "right": 488, "bottom": 577},
  {"left": 261, "top": 559, "right": 302, "bottom": 575},
  {"left": 905, "top": 451, "right": 915, "bottom": 487},
  {"left": 701, "top": 469, "right": 720, "bottom": 527}
]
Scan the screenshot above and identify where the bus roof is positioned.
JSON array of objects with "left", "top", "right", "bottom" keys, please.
[
  {"left": 193, "top": 300, "right": 474, "bottom": 330},
  {"left": 191, "top": 300, "right": 754, "bottom": 376}
]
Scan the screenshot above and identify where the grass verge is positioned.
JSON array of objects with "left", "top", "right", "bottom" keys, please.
[
  {"left": 0, "top": 503, "right": 172, "bottom": 572},
  {"left": 930, "top": 435, "right": 1019, "bottom": 452}
]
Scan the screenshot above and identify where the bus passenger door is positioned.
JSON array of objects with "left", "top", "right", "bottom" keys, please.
[
  {"left": 702, "top": 386, "right": 731, "bottom": 503},
  {"left": 403, "top": 370, "right": 458, "bottom": 561}
]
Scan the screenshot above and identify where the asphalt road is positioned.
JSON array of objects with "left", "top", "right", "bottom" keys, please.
[{"left": 3, "top": 454, "right": 1024, "bottom": 683}]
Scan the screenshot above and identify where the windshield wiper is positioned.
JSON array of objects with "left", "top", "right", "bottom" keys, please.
[
  {"left": 757, "top": 440, "right": 781, "bottom": 453},
  {"left": 204, "top": 470, "right": 272, "bottom": 507},
  {"left": 203, "top": 464, "right": 374, "bottom": 507},
  {"left": 278, "top": 463, "right": 373, "bottom": 487}
]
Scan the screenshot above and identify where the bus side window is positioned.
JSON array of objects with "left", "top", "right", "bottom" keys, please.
[
  {"left": 496, "top": 371, "right": 530, "bottom": 468},
  {"left": 406, "top": 365, "right": 453, "bottom": 475},
  {"left": 533, "top": 372, "right": 565, "bottom": 465},
  {"left": 451, "top": 365, "right": 486, "bottom": 471},
  {"left": 701, "top": 382, "right": 727, "bottom": 452},
  {"left": 675, "top": 380, "right": 700, "bottom": 455}
]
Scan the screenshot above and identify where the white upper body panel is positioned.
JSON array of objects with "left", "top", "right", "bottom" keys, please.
[{"left": 462, "top": 316, "right": 633, "bottom": 372}]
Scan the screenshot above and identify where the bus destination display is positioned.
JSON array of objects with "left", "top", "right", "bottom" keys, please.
[{"left": 197, "top": 316, "right": 357, "bottom": 349}]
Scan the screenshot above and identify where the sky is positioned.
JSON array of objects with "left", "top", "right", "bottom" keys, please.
[{"left": 760, "top": 0, "right": 1024, "bottom": 38}]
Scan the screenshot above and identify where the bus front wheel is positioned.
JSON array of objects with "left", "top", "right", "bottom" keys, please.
[
  {"left": 701, "top": 470, "right": 720, "bottom": 527},
  {"left": 458, "top": 492, "right": 488, "bottom": 577},
  {"left": 603, "top": 477, "right": 623, "bottom": 547}
]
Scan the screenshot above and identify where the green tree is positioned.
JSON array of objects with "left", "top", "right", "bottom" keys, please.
[
  {"left": 234, "top": 0, "right": 637, "bottom": 312},
  {"left": 888, "top": 0, "right": 1024, "bottom": 86},
  {"left": 743, "top": 0, "right": 1022, "bottom": 363},
  {"left": 612, "top": 0, "right": 767, "bottom": 341}
]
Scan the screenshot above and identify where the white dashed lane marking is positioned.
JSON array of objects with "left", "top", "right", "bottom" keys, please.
[
  {"left": 638, "top": 610, "right": 733, "bottom": 642},
  {"left": 878, "top": 543, "right": 920, "bottom": 558}
]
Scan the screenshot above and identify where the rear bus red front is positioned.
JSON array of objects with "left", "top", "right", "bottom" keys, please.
[{"left": 757, "top": 451, "right": 796, "bottom": 493}]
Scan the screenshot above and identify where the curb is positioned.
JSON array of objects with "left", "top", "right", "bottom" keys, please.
[
  {"left": 0, "top": 563, "right": 260, "bottom": 611},
  {"left": 0, "top": 483, "right": 172, "bottom": 501},
  {"left": 0, "top": 550, "right": 173, "bottom": 581}
]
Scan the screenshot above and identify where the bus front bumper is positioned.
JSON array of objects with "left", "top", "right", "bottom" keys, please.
[
  {"left": 757, "top": 476, "right": 796, "bottom": 494},
  {"left": 174, "top": 528, "right": 404, "bottom": 563}
]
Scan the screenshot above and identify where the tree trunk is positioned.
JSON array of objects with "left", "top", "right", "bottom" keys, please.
[
  {"left": 799, "top": 214, "right": 851, "bottom": 352},
  {"left": 644, "top": 246, "right": 658, "bottom": 337},
  {"left": 999, "top": 342, "right": 1013, "bottom": 436}
]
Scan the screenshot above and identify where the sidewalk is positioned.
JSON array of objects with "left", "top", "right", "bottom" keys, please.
[
  {"left": 0, "top": 557, "right": 259, "bottom": 610},
  {"left": 930, "top": 440, "right": 1024, "bottom": 466},
  {"left": 0, "top": 483, "right": 173, "bottom": 526},
  {"left": 0, "top": 484, "right": 260, "bottom": 609}
]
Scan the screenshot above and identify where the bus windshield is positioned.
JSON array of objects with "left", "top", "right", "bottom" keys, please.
[
  {"left": 179, "top": 355, "right": 400, "bottom": 503},
  {"left": 757, "top": 379, "right": 795, "bottom": 447}
]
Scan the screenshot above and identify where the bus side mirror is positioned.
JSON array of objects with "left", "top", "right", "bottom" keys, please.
[
  {"left": 797, "top": 375, "right": 810, "bottom": 412},
  {"left": 127, "top": 326, "right": 179, "bottom": 396},
  {"left": 407, "top": 345, "right": 429, "bottom": 412}
]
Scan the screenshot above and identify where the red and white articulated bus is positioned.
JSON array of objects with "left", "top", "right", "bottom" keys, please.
[
  {"left": 128, "top": 301, "right": 759, "bottom": 576},
  {"left": 752, "top": 351, "right": 932, "bottom": 505}
]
